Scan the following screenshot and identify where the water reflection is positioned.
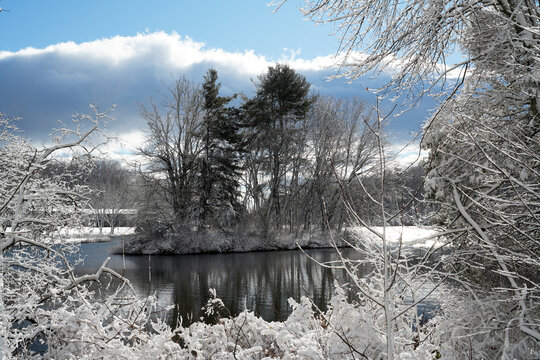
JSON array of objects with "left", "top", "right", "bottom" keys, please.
[{"left": 76, "top": 241, "right": 363, "bottom": 326}]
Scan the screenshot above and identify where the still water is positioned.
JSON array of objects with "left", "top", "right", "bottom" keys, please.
[{"left": 75, "top": 240, "right": 362, "bottom": 325}]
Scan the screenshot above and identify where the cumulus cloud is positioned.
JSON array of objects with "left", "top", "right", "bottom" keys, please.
[
  {"left": 0, "top": 32, "right": 372, "bottom": 140},
  {"left": 0, "top": 31, "right": 436, "bottom": 162},
  {"left": 386, "top": 141, "right": 429, "bottom": 169}
]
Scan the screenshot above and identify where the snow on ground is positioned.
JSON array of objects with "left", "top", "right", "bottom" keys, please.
[
  {"left": 59, "top": 225, "right": 444, "bottom": 247},
  {"left": 57, "top": 226, "right": 136, "bottom": 243},
  {"left": 3, "top": 226, "right": 135, "bottom": 244},
  {"left": 349, "top": 226, "right": 445, "bottom": 249}
]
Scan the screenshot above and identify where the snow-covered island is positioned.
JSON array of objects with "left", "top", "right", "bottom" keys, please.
[{"left": 117, "top": 226, "right": 442, "bottom": 255}]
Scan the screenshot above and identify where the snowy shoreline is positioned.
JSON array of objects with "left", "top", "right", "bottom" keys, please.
[
  {"left": 115, "top": 226, "right": 443, "bottom": 255},
  {"left": 55, "top": 227, "right": 136, "bottom": 244}
]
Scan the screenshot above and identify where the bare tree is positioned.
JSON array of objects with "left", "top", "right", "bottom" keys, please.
[
  {"left": 88, "top": 159, "right": 134, "bottom": 234},
  {"left": 303, "top": 96, "right": 378, "bottom": 232},
  {"left": 241, "top": 92, "right": 380, "bottom": 240},
  {"left": 138, "top": 76, "right": 204, "bottom": 229}
]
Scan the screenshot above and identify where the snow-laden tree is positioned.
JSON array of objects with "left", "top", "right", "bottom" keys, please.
[
  {"left": 278, "top": 0, "right": 540, "bottom": 357},
  {"left": 281, "top": 0, "right": 538, "bottom": 101},
  {"left": 0, "top": 109, "right": 181, "bottom": 358},
  {"left": 422, "top": 67, "right": 540, "bottom": 358},
  {"left": 423, "top": 3, "right": 540, "bottom": 356}
]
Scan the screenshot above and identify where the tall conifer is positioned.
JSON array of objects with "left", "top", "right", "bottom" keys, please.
[{"left": 199, "top": 69, "right": 242, "bottom": 227}]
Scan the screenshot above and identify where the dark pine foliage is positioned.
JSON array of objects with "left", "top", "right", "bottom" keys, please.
[
  {"left": 243, "top": 64, "right": 314, "bottom": 234},
  {"left": 198, "top": 69, "right": 243, "bottom": 227}
]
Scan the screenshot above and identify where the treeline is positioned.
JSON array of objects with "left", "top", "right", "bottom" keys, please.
[
  {"left": 38, "top": 65, "right": 428, "bottom": 245},
  {"left": 41, "top": 157, "right": 139, "bottom": 233},
  {"left": 132, "top": 64, "right": 428, "bottom": 246}
]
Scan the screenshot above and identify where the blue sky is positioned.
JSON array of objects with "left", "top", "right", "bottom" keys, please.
[
  {"left": 0, "top": 0, "right": 434, "bottom": 161},
  {"left": 0, "top": 1, "right": 336, "bottom": 58}
]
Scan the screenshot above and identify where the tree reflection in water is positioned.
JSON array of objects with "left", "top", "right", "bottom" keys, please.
[{"left": 76, "top": 241, "right": 364, "bottom": 328}]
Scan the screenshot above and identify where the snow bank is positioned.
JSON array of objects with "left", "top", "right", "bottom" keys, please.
[
  {"left": 348, "top": 226, "right": 445, "bottom": 249},
  {"left": 56, "top": 227, "right": 136, "bottom": 243}
]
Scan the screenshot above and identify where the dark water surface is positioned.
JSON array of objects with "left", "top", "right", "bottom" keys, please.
[{"left": 75, "top": 240, "right": 362, "bottom": 325}]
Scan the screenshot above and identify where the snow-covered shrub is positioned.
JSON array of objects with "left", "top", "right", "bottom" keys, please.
[
  {"left": 170, "top": 288, "right": 442, "bottom": 360},
  {"left": 44, "top": 295, "right": 182, "bottom": 360},
  {"left": 428, "top": 290, "right": 540, "bottom": 360},
  {"left": 0, "top": 110, "right": 183, "bottom": 359}
]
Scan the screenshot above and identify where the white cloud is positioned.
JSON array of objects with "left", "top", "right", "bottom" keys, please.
[
  {"left": 0, "top": 32, "right": 338, "bottom": 77},
  {"left": 0, "top": 32, "right": 362, "bottom": 140},
  {"left": 386, "top": 141, "right": 429, "bottom": 169},
  {"left": 0, "top": 31, "right": 436, "bottom": 161},
  {"left": 102, "top": 130, "right": 147, "bottom": 165}
]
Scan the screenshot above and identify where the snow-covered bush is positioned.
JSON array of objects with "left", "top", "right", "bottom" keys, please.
[
  {"left": 0, "top": 110, "right": 180, "bottom": 359},
  {"left": 167, "top": 288, "right": 442, "bottom": 360},
  {"left": 43, "top": 294, "right": 182, "bottom": 359}
]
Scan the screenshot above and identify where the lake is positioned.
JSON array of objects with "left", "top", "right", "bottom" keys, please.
[{"left": 75, "top": 240, "right": 363, "bottom": 326}]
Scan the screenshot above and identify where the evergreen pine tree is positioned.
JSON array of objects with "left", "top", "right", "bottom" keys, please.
[
  {"left": 244, "top": 64, "right": 313, "bottom": 234},
  {"left": 199, "top": 69, "right": 243, "bottom": 228}
]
